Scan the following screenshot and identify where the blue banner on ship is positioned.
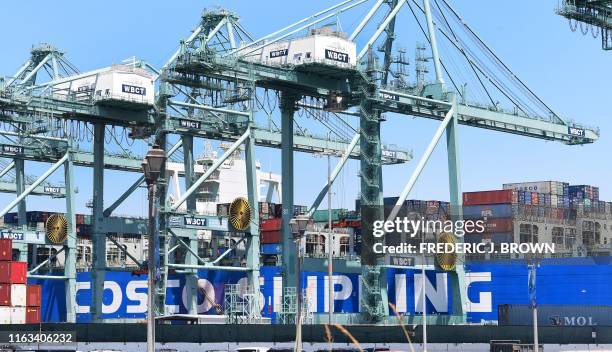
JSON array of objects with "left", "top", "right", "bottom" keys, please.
[{"left": 29, "top": 259, "right": 612, "bottom": 323}]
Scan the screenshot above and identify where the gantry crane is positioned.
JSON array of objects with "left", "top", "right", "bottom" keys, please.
[{"left": 0, "top": 0, "right": 599, "bottom": 325}]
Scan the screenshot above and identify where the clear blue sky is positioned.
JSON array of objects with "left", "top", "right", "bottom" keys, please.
[{"left": 0, "top": 0, "right": 609, "bottom": 218}]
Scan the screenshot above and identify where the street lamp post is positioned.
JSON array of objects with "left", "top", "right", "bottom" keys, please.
[
  {"left": 142, "top": 145, "right": 166, "bottom": 352},
  {"left": 290, "top": 215, "right": 309, "bottom": 352}
]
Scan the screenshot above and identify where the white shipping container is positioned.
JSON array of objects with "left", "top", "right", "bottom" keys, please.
[
  {"left": 10, "top": 284, "right": 26, "bottom": 306},
  {"left": 10, "top": 307, "right": 26, "bottom": 324},
  {"left": 551, "top": 195, "right": 558, "bottom": 207},
  {"left": 53, "top": 64, "right": 155, "bottom": 105},
  {"left": 503, "top": 181, "right": 563, "bottom": 195},
  {"left": 0, "top": 307, "right": 10, "bottom": 324}
]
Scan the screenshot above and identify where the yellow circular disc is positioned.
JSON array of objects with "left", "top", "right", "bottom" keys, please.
[
  {"left": 229, "top": 197, "right": 252, "bottom": 231},
  {"left": 435, "top": 232, "right": 457, "bottom": 271},
  {"left": 46, "top": 214, "right": 68, "bottom": 244}
]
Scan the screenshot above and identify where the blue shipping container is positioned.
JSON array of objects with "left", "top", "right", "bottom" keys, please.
[{"left": 261, "top": 243, "right": 282, "bottom": 255}]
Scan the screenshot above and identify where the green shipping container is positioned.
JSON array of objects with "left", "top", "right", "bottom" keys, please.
[{"left": 312, "top": 209, "right": 346, "bottom": 223}]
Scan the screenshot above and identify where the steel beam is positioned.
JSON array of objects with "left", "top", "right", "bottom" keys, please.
[
  {"left": 350, "top": 0, "right": 386, "bottom": 41},
  {"left": 162, "top": 26, "right": 203, "bottom": 70},
  {"left": 91, "top": 123, "right": 106, "bottom": 322},
  {"left": 5, "top": 60, "right": 31, "bottom": 87},
  {"left": 0, "top": 161, "right": 14, "bottom": 178},
  {"left": 170, "top": 129, "right": 250, "bottom": 211},
  {"left": 358, "top": 75, "right": 387, "bottom": 322},
  {"left": 64, "top": 150, "right": 77, "bottom": 322},
  {"left": 181, "top": 134, "right": 199, "bottom": 315},
  {"left": 0, "top": 153, "right": 68, "bottom": 219},
  {"left": 387, "top": 107, "right": 455, "bottom": 221},
  {"left": 20, "top": 53, "right": 52, "bottom": 86},
  {"left": 446, "top": 97, "right": 466, "bottom": 321},
  {"left": 423, "top": 0, "right": 445, "bottom": 86},
  {"left": 15, "top": 159, "right": 26, "bottom": 228},
  {"left": 0, "top": 181, "right": 65, "bottom": 197},
  {"left": 280, "top": 93, "right": 298, "bottom": 291},
  {"left": 103, "top": 140, "right": 183, "bottom": 217},
  {"left": 357, "top": 0, "right": 407, "bottom": 60},
  {"left": 306, "top": 133, "right": 360, "bottom": 216},
  {"left": 245, "top": 109, "right": 261, "bottom": 309}
]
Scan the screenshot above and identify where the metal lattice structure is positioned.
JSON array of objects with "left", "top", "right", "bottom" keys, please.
[
  {"left": 224, "top": 283, "right": 263, "bottom": 324},
  {"left": 277, "top": 286, "right": 297, "bottom": 325},
  {"left": 557, "top": 0, "right": 612, "bottom": 49},
  {"left": 0, "top": 0, "right": 600, "bottom": 324}
]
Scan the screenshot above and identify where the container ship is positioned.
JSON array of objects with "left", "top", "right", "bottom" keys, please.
[{"left": 1, "top": 156, "right": 610, "bottom": 325}]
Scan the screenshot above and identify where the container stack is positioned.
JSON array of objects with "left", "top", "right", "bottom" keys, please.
[
  {"left": 260, "top": 218, "right": 282, "bottom": 245},
  {"left": 0, "top": 238, "right": 40, "bottom": 324},
  {"left": 568, "top": 185, "right": 609, "bottom": 215},
  {"left": 462, "top": 190, "right": 516, "bottom": 245},
  {"left": 260, "top": 218, "right": 282, "bottom": 266},
  {"left": 502, "top": 181, "right": 573, "bottom": 222},
  {"left": 216, "top": 202, "right": 306, "bottom": 220},
  {"left": 4, "top": 211, "right": 92, "bottom": 235},
  {"left": 503, "top": 181, "right": 570, "bottom": 208}
]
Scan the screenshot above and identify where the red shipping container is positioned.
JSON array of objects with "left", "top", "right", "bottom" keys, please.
[
  {"left": 0, "top": 239, "right": 12, "bottom": 261},
  {"left": 25, "top": 306, "right": 40, "bottom": 324},
  {"left": 261, "top": 218, "right": 282, "bottom": 231},
  {"left": 261, "top": 230, "right": 282, "bottom": 244},
  {"left": 0, "top": 284, "right": 9, "bottom": 306},
  {"left": 26, "top": 285, "right": 41, "bottom": 307},
  {"left": 0, "top": 261, "right": 27, "bottom": 284},
  {"left": 463, "top": 190, "right": 516, "bottom": 206}
]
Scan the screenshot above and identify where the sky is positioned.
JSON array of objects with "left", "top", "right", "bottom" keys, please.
[{"left": 0, "top": 0, "right": 610, "bottom": 218}]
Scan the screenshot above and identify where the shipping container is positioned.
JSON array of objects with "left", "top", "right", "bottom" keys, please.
[
  {"left": 312, "top": 209, "right": 346, "bottom": 223},
  {"left": 26, "top": 285, "right": 41, "bottom": 307},
  {"left": 293, "top": 205, "right": 308, "bottom": 216},
  {"left": 491, "top": 232, "right": 513, "bottom": 244},
  {"left": 0, "top": 284, "right": 9, "bottom": 305},
  {"left": 25, "top": 306, "right": 40, "bottom": 324},
  {"left": 0, "top": 307, "right": 10, "bottom": 324},
  {"left": 0, "top": 261, "right": 27, "bottom": 284},
  {"left": 261, "top": 218, "right": 282, "bottom": 231},
  {"left": 274, "top": 204, "right": 283, "bottom": 218},
  {"left": 261, "top": 230, "right": 282, "bottom": 244},
  {"left": 463, "top": 232, "right": 512, "bottom": 245},
  {"left": 463, "top": 204, "right": 514, "bottom": 219},
  {"left": 0, "top": 239, "right": 11, "bottom": 261},
  {"left": 503, "top": 181, "right": 566, "bottom": 195},
  {"left": 498, "top": 304, "right": 612, "bottom": 326},
  {"left": 10, "top": 306, "right": 25, "bottom": 324},
  {"left": 3, "top": 213, "right": 17, "bottom": 224},
  {"left": 482, "top": 218, "right": 513, "bottom": 233},
  {"left": 463, "top": 190, "right": 516, "bottom": 206},
  {"left": 261, "top": 243, "right": 282, "bottom": 255},
  {"left": 10, "top": 284, "right": 26, "bottom": 306},
  {"left": 216, "top": 203, "right": 230, "bottom": 216}
]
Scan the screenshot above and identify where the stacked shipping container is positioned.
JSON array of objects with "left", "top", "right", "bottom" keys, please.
[
  {"left": 0, "top": 239, "right": 41, "bottom": 324},
  {"left": 463, "top": 190, "right": 515, "bottom": 245},
  {"left": 3, "top": 211, "right": 93, "bottom": 234},
  {"left": 216, "top": 202, "right": 307, "bottom": 220}
]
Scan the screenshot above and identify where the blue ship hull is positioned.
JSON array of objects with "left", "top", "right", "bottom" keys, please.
[{"left": 30, "top": 256, "right": 612, "bottom": 323}]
